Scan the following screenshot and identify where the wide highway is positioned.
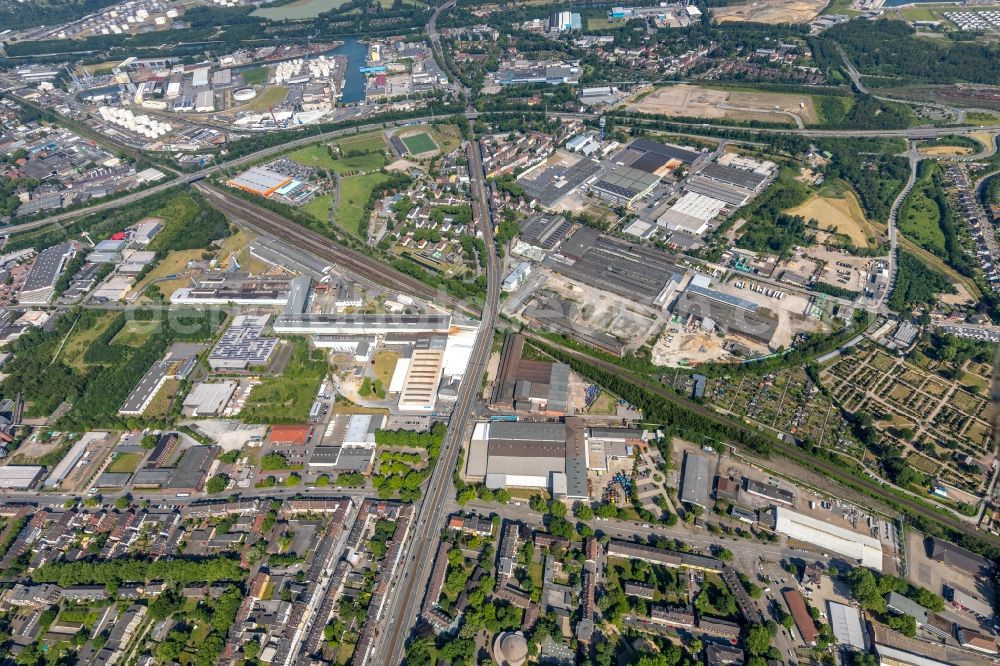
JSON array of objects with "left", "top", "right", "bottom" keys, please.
[{"left": 374, "top": 134, "right": 500, "bottom": 664}]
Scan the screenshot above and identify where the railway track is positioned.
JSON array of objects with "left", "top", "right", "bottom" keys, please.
[
  {"left": 194, "top": 183, "right": 478, "bottom": 318},
  {"left": 528, "top": 333, "right": 1000, "bottom": 549}
]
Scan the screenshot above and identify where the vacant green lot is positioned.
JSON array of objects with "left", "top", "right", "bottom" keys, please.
[
  {"left": 301, "top": 194, "right": 333, "bottom": 223},
  {"left": 402, "top": 132, "right": 438, "bottom": 155},
  {"left": 336, "top": 131, "right": 388, "bottom": 154},
  {"left": 241, "top": 66, "right": 268, "bottom": 86},
  {"left": 337, "top": 173, "right": 391, "bottom": 237},
  {"left": 107, "top": 452, "right": 142, "bottom": 474},
  {"left": 899, "top": 179, "right": 945, "bottom": 254},
  {"left": 287, "top": 144, "right": 386, "bottom": 174},
  {"left": 110, "top": 320, "right": 160, "bottom": 347},
  {"left": 241, "top": 339, "right": 326, "bottom": 423}
]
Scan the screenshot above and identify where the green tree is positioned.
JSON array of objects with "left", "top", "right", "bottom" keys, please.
[
  {"left": 206, "top": 474, "right": 228, "bottom": 494},
  {"left": 746, "top": 624, "right": 772, "bottom": 656}
]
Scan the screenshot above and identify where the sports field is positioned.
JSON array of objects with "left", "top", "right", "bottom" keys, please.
[{"left": 402, "top": 132, "right": 438, "bottom": 155}]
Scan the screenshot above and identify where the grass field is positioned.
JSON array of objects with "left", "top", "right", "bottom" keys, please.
[
  {"left": 787, "top": 181, "right": 877, "bottom": 247},
  {"left": 147, "top": 379, "right": 180, "bottom": 419},
  {"left": 110, "top": 320, "right": 160, "bottom": 347},
  {"left": 335, "top": 132, "right": 388, "bottom": 154},
  {"left": 401, "top": 132, "right": 438, "bottom": 155},
  {"left": 587, "top": 16, "right": 617, "bottom": 29},
  {"left": 336, "top": 173, "right": 391, "bottom": 236},
  {"left": 241, "top": 340, "right": 327, "bottom": 423},
  {"left": 60, "top": 312, "right": 119, "bottom": 370},
  {"left": 251, "top": 0, "right": 348, "bottom": 19},
  {"left": 301, "top": 194, "right": 333, "bottom": 223},
  {"left": 241, "top": 66, "right": 268, "bottom": 86},
  {"left": 287, "top": 144, "right": 386, "bottom": 174},
  {"left": 242, "top": 86, "right": 289, "bottom": 112},
  {"left": 107, "top": 452, "right": 142, "bottom": 474},
  {"left": 372, "top": 351, "right": 399, "bottom": 386},
  {"left": 899, "top": 177, "right": 945, "bottom": 255},
  {"left": 132, "top": 249, "right": 204, "bottom": 300}
]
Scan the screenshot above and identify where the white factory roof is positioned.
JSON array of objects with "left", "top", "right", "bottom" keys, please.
[
  {"left": 44, "top": 432, "right": 107, "bottom": 488},
  {"left": 827, "top": 602, "right": 866, "bottom": 650},
  {"left": 873, "top": 645, "right": 951, "bottom": 666},
  {"left": 667, "top": 191, "right": 727, "bottom": 221},
  {"left": 774, "top": 507, "right": 883, "bottom": 570},
  {"left": 192, "top": 67, "right": 210, "bottom": 87},
  {"left": 0, "top": 466, "right": 44, "bottom": 489},
  {"left": 442, "top": 322, "right": 477, "bottom": 380},
  {"left": 388, "top": 357, "right": 410, "bottom": 393}
]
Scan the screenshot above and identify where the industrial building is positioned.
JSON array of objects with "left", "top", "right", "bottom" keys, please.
[
  {"left": 621, "top": 137, "right": 701, "bottom": 174},
  {"left": 927, "top": 537, "right": 993, "bottom": 579},
  {"left": 517, "top": 213, "right": 573, "bottom": 250},
  {"left": 208, "top": 314, "right": 278, "bottom": 371},
  {"left": 827, "top": 601, "right": 867, "bottom": 651},
  {"left": 679, "top": 451, "right": 712, "bottom": 508},
  {"left": 226, "top": 167, "right": 293, "bottom": 198},
  {"left": 606, "top": 540, "right": 723, "bottom": 572},
  {"left": 490, "top": 334, "right": 570, "bottom": 414},
  {"left": 44, "top": 432, "right": 109, "bottom": 489},
  {"left": 517, "top": 155, "right": 602, "bottom": 209},
  {"left": 19, "top": 242, "right": 74, "bottom": 305},
  {"left": 698, "top": 162, "right": 770, "bottom": 192},
  {"left": 273, "top": 314, "right": 453, "bottom": 336},
  {"left": 182, "top": 381, "right": 239, "bottom": 417},
  {"left": 885, "top": 592, "right": 951, "bottom": 641},
  {"left": 588, "top": 165, "right": 660, "bottom": 209},
  {"left": 773, "top": 507, "right": 883, "bottom": 570},
  {"left": 172, "top": 273, "right": 311, "bottom": 309},
  {"left": 119, "top": 344, "right": 201, "bottom": 416},
  {"left": 783, "top": 589, "right": 818, "bottom": 646},
  {"left": 656, "top": 192, "right": 727, "bottom": 236},
  {"left": 466, "top": 420, "right": 588, "bottom": 500},
  {"left": 683, "top": 176, "right": 755, "bottom": 207},
  {"left": 554, "top": 230, "right": 683, "bottom": 307},
  {"left": 0, "top": 465, "right": 45, "bottom": 489},
  {"left": 673, "top": 283, "right": 779, "bottom": 346},
  {"left": 398, "top": 343, "right": 445, "bottom": 412}
]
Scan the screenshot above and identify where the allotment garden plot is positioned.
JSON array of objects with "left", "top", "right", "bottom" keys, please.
[{"left": 822, "top": 342, "right": 994, "bottom": 500}]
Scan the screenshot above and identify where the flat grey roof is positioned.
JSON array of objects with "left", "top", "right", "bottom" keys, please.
[
  {"left": 628, "top": 137, "right": 701, "bottom": 165},
  {"left": 489, "top": 421, "right": 567, "bottom": 442},
  {"left": 22, "top": 242, "right": 72, "bottom": 293},
  {"left": 699, "top": 162, "right": 769, "bottom": 190},
  {"left": 554, "top": 235, "right": 682, "bottom": 304},
  {"left": 684, "top": 176, "right": 753, "bottom": 207},
  {"left": 519, "top": 158, "right": 602, "bottom": 208},
  {"left": 679, "top": 451, "right": 712, "bottom": 508}
]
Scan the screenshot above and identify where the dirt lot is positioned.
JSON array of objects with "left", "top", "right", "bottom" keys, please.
[
  {"left": 713, "top": 0, "right": 826, "bottom": 24},
  {"left": 651, "top": 325, "right": 739, "bottom": 367},
  {"left": 918, "top": 145, "right": 976, "bottom": 157},
  {"left": 788, "top": 190, "right": 878, "bottom": 248},
  {"left": 806, "top": 247, "right": 882, "bottom": 293},
  {"left": 627, "top": 84, "right": 818, "bottom": 125},
  {"left": 539, "top": 272, "right": 664, "bottom": 348},
  {"left": 723, "top": 279, "right": 828, "bottom": 348}
]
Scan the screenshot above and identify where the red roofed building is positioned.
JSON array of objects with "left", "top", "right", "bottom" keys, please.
[
  {"left": 782, "top": 588, "right": 818, "bottom": 646},
  {"left": 267, "top": 424, "right": 312, "bottom": 446}
]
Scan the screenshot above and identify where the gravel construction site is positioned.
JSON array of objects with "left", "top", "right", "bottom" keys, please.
[
  {"left": 722, "top": 278, "right": 828, "bottom": 348},
  {"left": 530, "top": 272, "right": 665, "bottom": 349},
  {"left": 627, "top": 84, "right": 819, "bottom": 124},
  {"left": 712, "top": 0, "right": 826, "bottom": 24},
  {"left": 805, "top": 248, "right": 880, "bottom": 294}
]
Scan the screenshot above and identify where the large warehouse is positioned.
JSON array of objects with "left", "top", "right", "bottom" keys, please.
[
  {"left": 226, "top": 167, "right": 293, "bottom": 197},
  {"left": 673, "top": 284, "right": 779, "bottom": 346},
  {"left": 0, "top": 465, "right": 45, "bottom": 489},
  {"left": 773, "top": 507, "right": 883, "bottom": 571},
  {"left": 589, "top": 165, "right": 659, "bottom": 209},
  {"left": 466, "top": 419, "right": 589, "bottom": 500}
]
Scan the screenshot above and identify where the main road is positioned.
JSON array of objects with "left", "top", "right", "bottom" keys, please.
[{"left": 371, "top": 134, "right": 499, "bottom": 664}]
